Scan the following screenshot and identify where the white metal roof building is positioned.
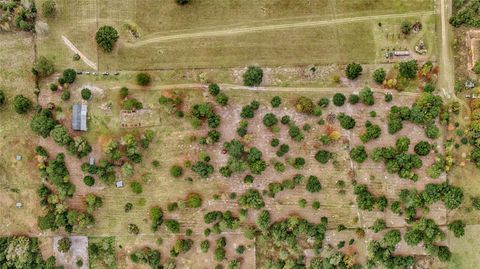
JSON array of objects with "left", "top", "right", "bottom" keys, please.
[{"left": 72, "top": 104, "right": 87, "bottom": 131}]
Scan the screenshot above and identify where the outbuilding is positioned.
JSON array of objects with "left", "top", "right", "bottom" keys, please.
[{"left": 72, "top": 104, "right": 87, "bottom": 131}]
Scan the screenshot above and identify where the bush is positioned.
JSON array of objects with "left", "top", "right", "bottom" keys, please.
[
  {"left": 186, "top": 193, "right": 202, "bottom": 208},
  {"left": 448, "top": 220, "right": 465, "bottom": 238},
  {"left": 12, "top": 95, "right": 32, "bottom": 114},
  {"left": 360, "top": 121, "right": 381, "bottom": 143},
  {"left": 266, "top": 96, "right": 282, "bottom": 108},
  {"left": 0, "top": 90, "right": 4, "bottom": 106},
  {"left": 238, "top": 189, "right": 265, "bottom": 209},
  {"left": 170, "top": 165, "right": 183, "bottom": 178},
  {"left": 176, "top": 0, "right": 191, "bottom": 5},
  {"left": 306, "top": 176, "right": 321, "bottom": 193},
  {"left": 33, "top": 56, "right": 54, "bottom": 77},
  {"left": 399, "top": 60, "right": 418, "bottom": 79},
  {"left": 371, "top": 218, "right": 386, "bottom": 233},
  {"left": 414, "top": 141, "right": 431, "bottom": 156},
  {"left": 345, "top": 62, "right": 363, "bottom": 80},
  {"left": 165, "top": 219, "right": 180, "bottom": 233},
  {"left": 57, "top": 237, "right": 71, "bottom": 253},
  {"left": 208, "top": 83, "right": 220, "bottom": 96},
  {"left": 359, "top": 87, "right": 375, "bottom": 106},
  {"left": 262, "top": 113, "right": 278, "bottom": 127},
  {"left": 83, "top": 176, "right": 95, "bottom": 186},
  {"left": 213, "top": 92, "right": 227, "bottom": 106},
  {"left": 373, "top": 68, "right": 386, "bottom": 84},
  {"left": 423, "top": 83, "right": 436, "bottom": 93},
  {"left": 122, "top": 98, "right": 143, "bottom": 110},
  {"left": 61, "top": 90, "right": 71, "bottom": 101},
  {"left": 130, "top": 181, "right": 143, "bottom": 194},
  {"left": 332, "top": 93, "right": 346, "bottom": 106},
  {"left": 50, "top": 84, "right": 58, "bottom": 92},
  {"left": 42, "top": 0, "right": 57, "bottom": 18},
  {"left": 295, "top": 96, "right": 315, "bottom": 114},
  {"left": 318, "top": 97, "right": 329, "bottom": 108},
  {"left": 338, "top": 113, "right": 356, "bottom": 129},
  {"left": 425, "top": 124, "right": 440, "bottom": 139},
  {"left": 30, "top": 112, "right": 55, "bottom": 138},
  {"left": 385, "top": 93, "right": 393, "bottom": 102},
  {"left": 136, "top": 72, "right": 151, "bottom": 86},
  {"left": 401, "top": 21, "right": 412, "bottom": 35},
  {"left": 474, "top": 61, "right": 480, "bottom": 74},
  {"left": 62, "top": 68, "right": 77, "bottom": 84},
  {"left": 350, "top": 145, "right": 368, "bottom": 163},
  {"left": 81, "top": 88, "right": 92, "bottom": 100},
  {"left": 243, "top": 66, "right": 263, "bottom": 86},
  {"left": 96, "top": 25, "right": 119, "bottom": 52},
  {"left": 348, "top": 94, "right": 359, "bottom": 104},
  {"left": 315, "top": 150, "right": 332, "bottom": 164}
]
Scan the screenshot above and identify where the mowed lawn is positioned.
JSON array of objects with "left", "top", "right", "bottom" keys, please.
[{"left": 36, "top": 0, "right": 435, "bottom": 70}]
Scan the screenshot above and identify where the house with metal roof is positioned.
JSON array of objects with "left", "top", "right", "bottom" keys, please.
[{"left": 72, "top": 104, "right": 87, "bottom": 131}]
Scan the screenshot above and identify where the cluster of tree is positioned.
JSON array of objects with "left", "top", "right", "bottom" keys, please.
[
  {"left": 88, "top": 237, "right": 117, "bottom": 268},
  {"left": 371, "top": 137, "right": 423, "bottom": 180},
  {"left": 238, "top": 188, "right": 265, "bottom": 209},
  {"left": 367, "top": 238, "right": 414, "bottom": 269},
  {"left": 219, "top": 139, "right": 267, "bottom": 177},
  {"left": 267, "top": 174, "right": 304, "bottom": 197},
  {"left": 0, "top": 236, "right": 58, "bottom": 269},
  {"left": 204, "top": 210, "right": 240, "bottom": 233},
  {"left": 449, "top": 0, "right": 480, "bottom": 27},
  {"left": 30, "top": 109, "right": 56, "bottom": 138},
  {"left": 243, "top": 66, "right": 263, "bottom": 86},
  {"left": 96, "top": 25, "right": 119, "bottom": 53},
  {"left": 190, "top": 102, "right": 221, "bottom": 130},
  {"left": 130, "top": 247, "right": 161, "bottom": 268},
  {"left": 469, "top": 99, "right": 480, "bottom": 167},
  {"left": 33, "top": 56, "right": 54, "bottom": 78},
  {"left": 58, "top": 68, "right": 77, "bottom": 85},
  {"left": 360, "top": 121, "right": 381, "bottom": 143},
  {"left": 353, "top": 184, "right": 388, "bottom": 211},
  {"left": 50, "top": 124, "right": 92, "bottom": 157},
  {"left": 170, "top": 238, "right": 193, "bottom": 257},
  {"left": 159, "top": 91, "right": 183, "bottom": 115},
  {"left": 404, "top": 218, "right": 451, "bottom": 261},
  {"left": 359, "top": 87, "right": 375, "bottom": 105},
  {"left": 0, "top": 0, "right": 36, "bottom": 31},
  {"left": 85, "top": 193, "right": 103, "bottom": 213},
  {"left": 398, "top": 60, "right": 418, "bottom": 79},
  {"left": 208, "top": 83, "right": 229, "bottom": 106}
]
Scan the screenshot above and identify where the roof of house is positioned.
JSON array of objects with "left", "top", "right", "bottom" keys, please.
[{"left": 72, "top": 104, "right": 87, "bottom": 131}]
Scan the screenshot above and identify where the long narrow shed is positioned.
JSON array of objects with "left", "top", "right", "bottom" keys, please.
[{"left": 72, "top": 104, "right": 87, "bottom": 131}]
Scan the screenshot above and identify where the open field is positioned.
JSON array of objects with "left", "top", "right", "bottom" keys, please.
[{"left": 35, "top": 0, "right": 436, "bottom": 70}]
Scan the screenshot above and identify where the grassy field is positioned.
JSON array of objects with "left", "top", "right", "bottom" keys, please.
[
  {"left": 0, "top": 32, "right": 40, "bottom": 235},
  {"left": 35, "top": 0, "right": 435, "bottom": 71}
]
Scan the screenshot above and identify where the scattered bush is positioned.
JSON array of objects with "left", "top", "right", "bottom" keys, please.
[
  {"left": 136, "top": 72, "right": 151, "bottom": 86},
  {"left": 306, "top": 176, "right": 321, "bottom": 193},
  {"left": 271, "top": 96, "right": 282, "bottom": 108},
  {"left": 81, "top": 88, "right": 92, "bottom": 100},
  {"left": 315, "top": 150, "right": 332, "bottom": 164},
  {"left": 346, "top": 62, "right": 363, "bottom": 80},
  {"left": 333, "top": 93, "right": 346, "bottom": 106},
  {"left": 130, "top": 181, "right": 143, "bottom": 194},
  {"left": 373, "top": 68, "right": 386, "bottom": 84},
  {"left": 96, "top": 25, "right": 119, "bottom": 52},
  {"left": 12, "top": 95, "right": 32, "bottom": 114},
  {"left": 350, "top": 145, "right": 368, "bottom": 163},
  {"left": 243, "top": 66, "right": 263, "bottom": 86},
  {"left": 57, "top": 237, "right": 71, "bottom": 253}
]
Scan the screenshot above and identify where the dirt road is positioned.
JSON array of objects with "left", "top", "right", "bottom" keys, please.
[{"left": 62, "top": 35, "right": 98, "bottom": 70}]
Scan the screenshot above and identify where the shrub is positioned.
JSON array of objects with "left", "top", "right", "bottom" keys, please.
[
  {"left": 333, "top": 93, "right": 346, "bottom": 106},
  {"left": 42, "top": 0, "right": 57, "bottom": 18},
  {"left": 414, "top": 141, "right": 431, "bottom": 156},
  {"left": 288, "top": 125, "right": 304, "bottom": 141},
  {"left": 0, "top": 90, "right": 4, "bottom": 106},
  {"left": 81, "top": 88, "right": 92, "bottom": 100},
  {"left": 306, "top": 176, "right": 321, "bottom": 193},
  {"left": 130, "top": 181, "right": 143, "bottom": 194},
  {"left": 61, "top": 90, "right": 71, "bottom": 101},
  {"left": 200, "top": 240, "right": 210, "bottom": 253},
  {"left": 473, "top": 61, "right": 480, "bottom": 74},
  {"left": 243, "top": 66, "right": 263, "bottom": 86},
  {"left": 399, "top": 60, "right": 418, "bottom": 79},
  {"left": 238, "top": 189, "right": 265, "bottom": 209},
  {"left": 385, "top": 93, "right": 393, "bottom": 102},
  {"left": 448, "top": 220, "right": 465, "bottom": 238},
  {"left": 208, "top": 83, "right": 220, "bottom": 96},
  {"left": 424, "top": 83, "right": 436, "bottom": 93},
  {"left": 63, "top": 69, "right": 77, "bottom": 84},
  {"left": 359, "top": 87, "right": 375, "bottom": 105},
  {"left": 345, "top": 62, "right": 363, "bottom": 80},
  {"left": 83, "top": 176, "right": 95, "bottom": 186},
  {"left": 192, "top": 161, "right": 214, "bottom": 178},
  {"left": 136, "top": 72, "right": 151, "bottom": 86},
  {"left": 262, "top": 113, "right": 278, "bottom": 127},
  {"left": 270, "top": 138, "right": 279, "bottom": 147},
  {"left": 57, "top": 237, "right": 71, "bottom": 253},
  {"left": 119, "top": 87, "right": 129, "bottom": 98},
  {"left": 271, "top": 96, "right": 282, "bottom": 107},
  {"left": 401, "top": 21, "right": 412, "bottom": 35},
  {"left": 360, "top": 121, "right": 381, "bottom": 143},
  {"left": 281, "top": 115, "right": 290, "bottom": 124},
  {"left": 33, "top": 56, "right": 54, "bottom": 77},
  {"left": 50, "top": 84, "right": 58, "bottom": 92},
  {"left": 170, "top": 165, "right": 183, "bottom": 178},
  {"left": 350, "top": 145, "right": 368, "bottom": 163},
  {"left": 122, "top": 98, "right": 143, "bottom": 110},
  {"left": 186, "top": 193, "right": 202, "bottom": 208},
  {"left": 12, "top": 95, "right": 32, "bottom": 114},
  {"left": 348, "top": 94, "right": 359, "bottom": 104},
  {"left": 312, "top": 201, "right": 320, "bottom": 210},
  {"left": 318, "top": 97, "right": 329, "bottom": 108},
  {"left": 371, "top": 219, "right": 386, "bottom": 233},
  {"left": 315, "top": 150, "right": 332, "bottom": 164},
  {"left": 338, "top": 113, "right": 356, "bottom": 129},
  {"left": 216, "top": 92, "right": 228, "bottom": 106},
  {"left": 373, "top": 68, "right": 386, "bottom": 84},
  {"left": 425, "top": 124, "right": 440, "bottom": 139},
  {"left": 96, "top": 25, "right": 119, "bottom": 52},
  {"left": 165, "top": 219, "right": 180, "bottom": 233},
  {"left": 176, "top": 0, "right": 191, "bottom": 5},
  {"left": 295, "top": 96, "right": 315, "bottom": 114}
]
